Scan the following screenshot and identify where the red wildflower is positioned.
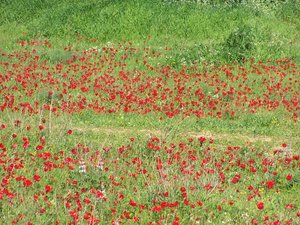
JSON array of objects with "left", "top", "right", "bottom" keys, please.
[
  {"left": 198, "top": 136, "right": 206, "bottom": 144},
  {"left": 286, "top": 204, "right": 293, "bottom": 210},
  {"left": 265, "top": 180, "right": 275, "bottom": 189},
  {"left": 282, "top": 143, "right": 287, "bottom": 148},
  {"left": 286, "top": 174, "right": 293, "bottom": 181},
  {"left": 184, "top": 199, "right": 189, "bottom": 205},
  {"left": 152, "top": 205, "right": 162, "bottom": 212},
  {"left": 197, "top": 201, "right": 203, "bottom": 206},
  {"left": 36, "top": 145, "right": 44, "bottom": 151},
  {"left": 257, "top": 202, "right": 264, "bottom": 210},
  {"left": 45, "top": 185, "right": 52, "bottom": 193},
  {"left": 33, "top": 175, "right": 41, "bottom": 182},
  {"left": 231, "top": 174, "right": 241, "bottom": 184},
  {"left": 23, "top": 179, "right": 33, "bottom": 187},
  {"left": 129, "top": 199, "right": 137, "bottom": 207}
]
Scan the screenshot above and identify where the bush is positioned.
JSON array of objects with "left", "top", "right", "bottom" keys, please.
[{"left": 223, "top": 25, "right": 256, "bottom": 63}]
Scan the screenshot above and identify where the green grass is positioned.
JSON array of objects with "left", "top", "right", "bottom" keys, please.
[{"left": 1, "top": 0, "right": 300, "bottom": 63}]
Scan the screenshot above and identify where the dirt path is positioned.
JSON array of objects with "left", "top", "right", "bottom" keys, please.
[
  {"left": 70, "top": 126, "right": 299, "bottom": 158},
  {"left": 72, "top": 126, "right": 299, "bottom": 144}
]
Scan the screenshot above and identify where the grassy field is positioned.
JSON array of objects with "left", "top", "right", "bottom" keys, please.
[
  {"left": 0, "top": 0, "right": 300, "bottom": 224},
  {"left": 1, "top": 0, "right": 300, "bottom": 63}
]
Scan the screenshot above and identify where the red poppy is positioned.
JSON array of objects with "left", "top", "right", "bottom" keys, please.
[
  {"left": 286, "top": 174, "right": 293, "bottom": 181},
  {"left": 129, "top": 199, "right": 137, "bottom": 207},
  {"left": 33, "top": 175, "right": 41, "bottom": 182},
  {"left": 257, "top": 202, "right": 264, "bottom": 210},
  {"left": 45, "top": 185, "right": 52, "bottom": 193},
  {"left": 23, "top": 179, "right": 33, "bottom": 187}
]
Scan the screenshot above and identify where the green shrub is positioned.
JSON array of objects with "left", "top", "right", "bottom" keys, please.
[{"left": 223, "top": 25, "right": 256, "bottom": 63}]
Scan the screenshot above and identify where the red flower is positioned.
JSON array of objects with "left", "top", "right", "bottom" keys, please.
[
  {"left": 71, "top": 149, "right": 78, "bottom": 155},
  {"left": 23, "top": 179, "right": 33, "bottom": 187},
  {"left": 129, "top": 199, "right": 137, "bottom": 207},
  {"left": 198, "top": 136, "right": 206, "bottom": 144},
  {"left": 264, "top": 216, "right": 269, "bottom": 221},
  {"left": 45, "top": 185, "right": 52, "bottom": 193},
  {"left": 231, "top": 174, "right": 241, "bottom": 184},
  {"left": 184, "top": 199, "right": 189, "bottom": 205},
  {"left": 36, "top": 145, "right": 44, "bottom": 151},
  {"left": 265, "top": 180, "right": 275, "bottom": 189},
  {"left": 152, "top": 205, "right": 162, "bottom": 212},
  {"left": 257, "top": 202, "right": 264, "bottom": 210},
  {"left": 67, "top": 129, "right": 72, "bottom": 135},
  {"left": 286, "top": 204, "right": 293, "bottom": 210},
  {"left": 33, "top": 175, "right": 41, "bottom": 182},
  {"left": 197, "top": 201, "right": 203, "bottom": 206},
  {"left": 282, "top": 143, "right": 287, "bottom": 148},
  {"left": 286, "top": 174, "right": 293, "bottom": 181}
]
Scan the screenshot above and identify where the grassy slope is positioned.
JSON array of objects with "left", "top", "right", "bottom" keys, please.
[{"left": 1, "top": 0, "right": 300, "bottom": 62}]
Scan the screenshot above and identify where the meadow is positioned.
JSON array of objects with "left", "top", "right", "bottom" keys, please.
[{"left": 0, "top": 0, "right": 300, "bottom": 224}]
